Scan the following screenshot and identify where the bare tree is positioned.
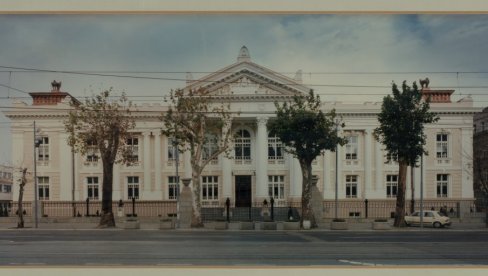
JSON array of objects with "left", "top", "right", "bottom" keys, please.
[
  {"left": 64, "top": 89, "right": 135, "bottom": 227},
  {"left": 15, "top": 167, "right": 27, "bottom": 228},
  {"left": 162, "top": 88, "right": 233, "bottom": 227}
]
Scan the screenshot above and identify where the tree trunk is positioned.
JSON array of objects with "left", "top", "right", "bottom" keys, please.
[
  {"left": 17, "top": 184, "right": 25, "bottom": 228},
  {"left": 394, "top": 160, "right": 408, "bottom": 227},
  {"left": 99, "top": 160, "right": 115, "bottom": 228},
  {"left": 17, "top": 168, "right": 27, "bottom": 228},
  {"left": 410, "top": 165, "right": 415, "bottom": 214},
  {"left": 299, "top": 159, "right": 316, "bottom": 228},
  {"left": 191, "top": 169, "right": 204, "bottom": 228}
]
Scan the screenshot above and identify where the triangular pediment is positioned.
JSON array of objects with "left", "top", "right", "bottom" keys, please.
[{"left": 185, "top": 61, "right": 310, "bottom": 98}]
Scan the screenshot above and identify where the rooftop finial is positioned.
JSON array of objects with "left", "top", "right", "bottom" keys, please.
[
  {"left": 51, "top": 80, "right": 61, "bottom": 92},
  {"left": 237, "top": 46, "right": 251, "bottom": 62}
]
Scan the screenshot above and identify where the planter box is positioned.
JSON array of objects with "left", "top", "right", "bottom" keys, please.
[
  {"left": 283, "top": 221, "right": 300, "bottom": 230},
  {"left": 123, "top": 219, "right": 140, "bottom": 229},
  {"left": 240, "top": 221, "right": 254, "bottom": 230},
  {"left": 330, "top": 221, "right": 348, "bottom": 230},
  {"left": 228, "top": 222, "right": 241, "bottom": 230},
  {"left": 262, "top": 222, "right": 277, "bottom": 230},
  {"left": 159, "top": 219, "right": 175, "bottom": 230},
  {"left": 372, "top": 221, "right": 390, "bottom": 230},
  {"left": 214, "top": 221, "right": 228, "bottom": 230}
]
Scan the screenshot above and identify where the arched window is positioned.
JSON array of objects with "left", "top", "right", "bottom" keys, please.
[{"left": 235, "top": 129, "right": 251, "bottom": 160}]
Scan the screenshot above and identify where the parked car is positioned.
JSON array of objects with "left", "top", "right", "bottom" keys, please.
[{"left": 404, "top": 210, "right": 451, "bottom": 228}]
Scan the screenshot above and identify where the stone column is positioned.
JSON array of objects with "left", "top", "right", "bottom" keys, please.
[
  {"left": 461, "top": 127, "right": 474, "bottom": 198},
  {"left": 364, "top": 129, "right": 373, "bottom": 199},
  {"left": 113, "top": 163, "right": 122, "bottom": 200},
  {"left": 336, "top": 144, "right": 343, "bottom": 199},
  {"left": 58, "top": 133, "right": 72, "bottom": 200},
  {"left": 255, "top": 117, "right": 269, "bottom": 200},
  {"left": 375, "top": 140, "right": 383, "bottom": 195},
  {"left": 143, "top": 131, "right": 151, "bottom": 199},
  {"left": 154, "top": 131, "right": 163, "bottom": 199},
  {"left": 323, "top": 151, "right": 331, "bottom": 199}
]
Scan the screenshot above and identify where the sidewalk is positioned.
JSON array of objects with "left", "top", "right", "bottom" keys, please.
[{"left": 0, "top": 219, "right": 486, "bottom": 231}]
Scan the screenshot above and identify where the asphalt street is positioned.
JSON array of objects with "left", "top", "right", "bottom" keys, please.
[{"left": 1, "top": 230, "right": 488, "bottom": 266}]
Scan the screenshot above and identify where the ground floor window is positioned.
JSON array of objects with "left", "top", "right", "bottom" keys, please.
[
  {"left": 127, "top": 176, "right": 139, "bottom": 199},
  {"left": 345, "top": 175, "right": 357, "bottom": 198},
  {"left": 202, "top": 176, "right": 218, "bottom": 201},
  {"left": 386, "top": 174, "right": 398, "bottom": 198},
  {"left": 437, "top": 174, "right": 449, "bottom": 198},
  {"left": 268, "top": 175, "right": 285, "bottom": 199},
  {"left": 168, "top": 176, "right": 179, "bottom": 200},
  {"left": 87, "top": 176, "right": 99, "bottom": 200},
  {"left": 38, "top": 176, "right": 50, "bottom": 200}
]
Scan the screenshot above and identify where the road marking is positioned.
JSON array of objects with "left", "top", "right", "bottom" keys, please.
[
  {"left": 338, "top": 259, "right": 384, "bottom": 267},
  {"left": 24, "top": 263, "right": 46, "bottom": 265}
]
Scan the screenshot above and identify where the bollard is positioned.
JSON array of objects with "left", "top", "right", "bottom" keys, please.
[
  {"left": 365, "top": 199, "right": 369, "bottom": 218},
  {"left": 86, "top": 197, "right": 90, "bottom": 217},
  {"left": 225, "top": 197, "right": 230, "bottom": 223}
]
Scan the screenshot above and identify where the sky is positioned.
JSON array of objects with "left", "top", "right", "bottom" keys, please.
[{"left": 0, "top": 14, "right": 487, "bottom": 164}]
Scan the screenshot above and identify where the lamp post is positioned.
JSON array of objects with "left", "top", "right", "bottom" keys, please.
[
  {"left": 420, "top": 153, "right": 424, "bottom": 228},
  {"left": 334, "top": 119, "right": 340, "bottom": 220},
  {"left": 33, "top": 121, "right": 42, "bottom": 229}
]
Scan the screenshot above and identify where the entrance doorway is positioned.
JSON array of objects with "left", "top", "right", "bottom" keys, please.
[{"left": 235, "top": 175, "right": 252, "bottom": 207}]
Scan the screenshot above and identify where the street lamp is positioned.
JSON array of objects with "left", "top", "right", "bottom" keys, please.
[
  {"left": 334, "top": 118, "right": 340, "bottom": 220},
  {"left": 33, "top": 121, "right": 42, "bottom": 229}
]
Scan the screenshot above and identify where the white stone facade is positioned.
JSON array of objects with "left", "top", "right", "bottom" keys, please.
[{"left": 3, "top": 47, "right": 479, "bottom": 212}]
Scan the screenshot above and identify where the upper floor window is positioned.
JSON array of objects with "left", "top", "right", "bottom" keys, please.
[
  {"left": 168, "top": 138, "right": 178, "bottom": 161},
  {"left": 436, "top": 134, "right": 449, "bottom": 159},
  {"left": 203, "top": 134, "right": 218, "bottom": 161},
  {"left": 268, "top": 134, "right": 283, "bottom": 160},
  {"left": 168, "top": 176, "right": 179, "bottom": 200},
  {"left": 201, "top": 176, "right": 218, "bottom": 201},
  {"left": 235, "top": 129, "right": 251, "bottom": 160},
  {"left": 126, "top": 137, "right": 139, "bottom": 162},
  {"left": 127, "top": 176, "right": 139, "bottom": 199},
  {"left": 37, "top": 137, "right": 49, "bottom": 161},
  {"left": 436, "top": 174, "right": 449, "bottom": 198},
  {"left": 345, "top": 175, "right": 358, "bottom": 198},
  {"left": 268, "top": 175, "right": 285, "bottom": 199},
  {"left": 86, "top": 139, "right": 99, "bottom": 163},
  {"left": 87, "top": 176, "right": 99, "bottom": 200},
  {"left": 386, "top": 152, "right": 398, "bottom": 164},
  {"left": 38, "top": 176, "right": 50, "bottom": 200},
  {"left": 345, "top": 136, "right": 358, "bottom": 160},
  {"left": 386, "top": 175, "right": 398, "bottom": 198}
]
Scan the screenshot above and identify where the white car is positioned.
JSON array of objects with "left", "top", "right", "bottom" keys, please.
[{"left": 404, "top": 210, "right": 451, "bottom": 228}]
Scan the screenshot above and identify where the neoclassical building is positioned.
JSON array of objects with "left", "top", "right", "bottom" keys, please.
[{"left": 3, "top": 47, "right": 480, "bottom": 218}]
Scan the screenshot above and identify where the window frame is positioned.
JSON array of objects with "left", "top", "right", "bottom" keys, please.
[
  {"left": 268, "top": 175, "right": 285, "bottom": 199},
  {"left": 436, "top": 174, "right": 449, "bottom": 198},
  {"left": 38, "top": 176, "right": 50, "bottom": 200},
  {"left": 386, "top": 174, "right": 398, "bottom": 198},
  {"left": 87, "top": 176, "right": 99, "bottom": 200},
  {"left": 127, "top": 176, "right": 140, "bottom": 199},
  {"left": 201, "top": 176, "right": 219, "bottom": 202},
  {"left": 345, "top": 135, "right": 358, "bottom": 160},
  {"left": 345, "top": 175, "right": 358, "bottom": 198},
  {"left": 234, "top": 129, "right": 251, "bottom": 160}
]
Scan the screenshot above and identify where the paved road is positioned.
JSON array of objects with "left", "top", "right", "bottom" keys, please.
[{"left": 1, "top": 230, "right": 488, "bottom": 266}]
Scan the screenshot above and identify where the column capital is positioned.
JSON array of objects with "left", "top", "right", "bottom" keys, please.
[{"left": 256, "top": 116, "right": 268, "bottom": 126}]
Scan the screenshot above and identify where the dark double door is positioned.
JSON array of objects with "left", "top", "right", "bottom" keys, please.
[{"left": 235, "top": 175, "right": 252, "bottom": 207}]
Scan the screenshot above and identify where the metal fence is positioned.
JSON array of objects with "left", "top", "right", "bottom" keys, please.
[{"left": 2, "top": 199, "right": 481, "bottom": 220}]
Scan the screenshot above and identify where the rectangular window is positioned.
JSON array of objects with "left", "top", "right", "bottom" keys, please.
[
  {"left": 386, "top": 152, "right": 398, "bottom": 163},
  {"left": 386, "top": 175, "right": 398, "bottom": 198},
  {"left": 201, "top": 176, "right": 218, "bottom": 201},
  {"left": 345, "top": 175, "right": 358, "bottom": 198},
  {"left": 5, "top": 185, "right": 11, "bottom": 193},
  {"left": 345, "top": 136, "right": 358, "bottom": 160},
  {"left": 86, "top": 139, "right": 99, "bottom": 163},
  {"left": 127, "top": 137, "right": 139, "bottom": 162},
  {"left": 436, "top": 174, "right": 449, "bottom": 198},
  {"left": 268, "top": 175, "right": 285, "bottom": 199},
  {"left": 168, "top": 138, "right": 178, "bottom": 161},
  {"left": 87, "top": 177, "right": 99, "bottom": 200},
  {"left": 38, "top": 176, "right": 50, "bottom": 200},
  {"left": 168, "top": 176, "right": 179, "bottom": 200},
  {"left": 127, "top": 176, "right": 139, "bottom": 199},
  {"left": 37, "top": 136, "right": 49, "bottom": 161},
  {"left": 436, "top": 134, "right": 449, "bottom": 159},
  {"left": 268, "top": 136, "right": 283, "bottom": 160}
]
